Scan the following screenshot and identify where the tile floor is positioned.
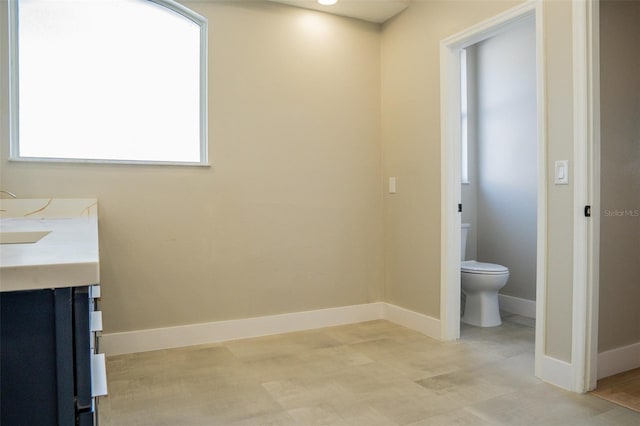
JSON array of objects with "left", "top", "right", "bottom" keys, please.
[{"left": 99, "top": 314, "right": 640, "bottom": 425}]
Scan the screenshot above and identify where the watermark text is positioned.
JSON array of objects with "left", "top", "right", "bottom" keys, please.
[{"left": 603, "top": 209, "right": 639, "bottom": 217}]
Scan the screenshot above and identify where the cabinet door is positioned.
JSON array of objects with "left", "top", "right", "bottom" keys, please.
[
  {"left": 74, "top": 286, "right": 93, "bottom": 410},
  {"left": 55, "top": 287, "right": 76, "bottom": 425},
  {"left": 1, "top": 289, "right": 74, "bottom": 426}
]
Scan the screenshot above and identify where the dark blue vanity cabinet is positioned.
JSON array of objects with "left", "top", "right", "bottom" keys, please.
[{"left": 1, "top": 286, "right": 97, "bottom": 426}]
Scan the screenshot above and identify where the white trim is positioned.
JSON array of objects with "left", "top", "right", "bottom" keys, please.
[
  {"left": 7, "top": 156, "right": 211, "bottom": 168},
  {"left": 440, "top": 0, "right": 549, "bottom": 383},
  {"left": 571, "top": 0, "right": 600, "bottom": 394},
  {"left": 539, "top": 355, "right": 574, "bottom": 391},
  {"left": 586, "top": 0, "right": 601, "bottom": 393},
  {"left": 102, "top": 303, "right": 385, "bottom": 356},
  {"left": 439, "top": 32, "right": 462, "bottom": 342},
  {"left": 439, "top": 1, "right": 538, "bottom": 49},
  {"left": 383, "top": 303, "right": 442, "bottom": 339},
  {"left": 597, "top": 343, "right": 640, "bottom": 380},
  {"left": 571, "top": 0, "right": 589, "bottom": 394},
  {"left": 100, "top": 303, "right": 443, "bottom": 356},
  {"left": 533, "top": 0, "right": 548, "bottom": 386},
  {"left": 498, "top": 294, "right": 536, "bottom": 319}
]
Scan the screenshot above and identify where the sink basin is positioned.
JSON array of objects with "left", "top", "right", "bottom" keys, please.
[{"left": 0, "top": 231, "right": 52, "bottom": 244}]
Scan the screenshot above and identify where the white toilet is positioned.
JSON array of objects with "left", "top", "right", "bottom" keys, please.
[{"left": 461, "top": 223, "right": 509, "bottom": 327}]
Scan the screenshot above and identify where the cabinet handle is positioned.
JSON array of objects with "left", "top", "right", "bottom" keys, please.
[
  {"left": 91, "top": 354, "right": 108, "bottom": 397},
  {"left": 90, "top": 311, "right": 103, "bottom": 332}
]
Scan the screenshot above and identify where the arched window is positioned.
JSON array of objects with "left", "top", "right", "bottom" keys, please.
[{"left": 8, "top": 0, "right": 208, "bottom": 165}]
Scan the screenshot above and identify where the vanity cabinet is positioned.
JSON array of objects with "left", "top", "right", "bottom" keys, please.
[
  {"left": 0, "top": 198, "right": 105, "bottom": 425},
  {"left": 1, "top": 285, "right": 104, "bottom": 426}
]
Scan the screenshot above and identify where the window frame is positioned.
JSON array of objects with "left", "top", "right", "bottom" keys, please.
[{"left": 7, "top": 0, "right": 209, "bottom": 166}]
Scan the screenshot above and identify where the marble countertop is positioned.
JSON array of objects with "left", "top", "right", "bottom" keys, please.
[{"left": 0, "top": 199, "right": 100, "bottom": 292}]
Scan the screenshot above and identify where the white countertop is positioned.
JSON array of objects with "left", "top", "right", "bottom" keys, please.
[{"left": 0, "top": 199, "right": 100, "bottom": 292}]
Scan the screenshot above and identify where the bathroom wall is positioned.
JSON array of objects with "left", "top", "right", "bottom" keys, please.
[
  {"left": 0, "top": 1, "right": 384, "bottom": 333},
  {"left": 474, "top": 16, "right": 538, "bottom": 303},
  {"left": 598, "top": 0, "right": 640, "bottom": 359}
]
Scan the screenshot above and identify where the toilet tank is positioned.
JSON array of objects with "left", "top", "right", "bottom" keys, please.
[{"left": 461, "top": 223, "right": 470, "bottom": 261}]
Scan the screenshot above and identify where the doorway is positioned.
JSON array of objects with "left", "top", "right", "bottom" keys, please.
[{"left": 439, "top": 1, "right": 546, "bottom": 379}]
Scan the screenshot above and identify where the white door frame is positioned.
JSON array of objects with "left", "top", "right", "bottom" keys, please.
[
  {"left": 571, "top": 0, "right": 600, "bottom": 392},
  {"left": 440, "top": 0, "right": 599, "bottom": 393},
  {"left": 439, "top": 0, "right": 545, "bottom": 343},
  {"left": 587, "top": 0, "right": 600, "bottom": 391}
]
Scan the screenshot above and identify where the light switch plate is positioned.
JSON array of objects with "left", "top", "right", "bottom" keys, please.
[
  {"left": 389, "top": 177, "right": 397, "bottom": 193},
  {"left": 555, "top": 160, "right": 569, "bottom": 185}
]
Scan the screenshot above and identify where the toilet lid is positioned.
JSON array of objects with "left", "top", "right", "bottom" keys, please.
[{"left": 461, "top": 260, "right": 509, "bottom": 274}]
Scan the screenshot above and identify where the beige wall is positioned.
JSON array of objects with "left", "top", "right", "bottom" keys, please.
[
  {"left": 542, "top": 0, "right": 575, "bottom": 362},
  {"left": 598, "top": 0, "right": 640, "bottom": 353},
  {"left": 0, "top": 1, "right": 384, "bottom": 333},
  {"left": 380, "top": 0, "right": 523, "bottom": 318},
  {"left": 1, "top": 0, "right": 584, "bottom": 365}
]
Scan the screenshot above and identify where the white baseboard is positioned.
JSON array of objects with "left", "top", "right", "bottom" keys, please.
[
  {"left": 101, "top": 302, "right": 442, "bottom": 356},
  {"left": 102, "top": 303, "right": 384, "bottom": 356},
  {"left": 597, "top": 342, "right": 640, "bottom": 379},
  {"left": 499, "top": 294, "right": 536, "bottom": 319},
  {"left": 383, "top": 303, "right": 442, "bottom": 340},
  {"left": 537, "top": 354, "right": 573, "bottom": 391}
]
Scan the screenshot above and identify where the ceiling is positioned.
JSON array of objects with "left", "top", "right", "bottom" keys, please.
[{"left": 267, "top": 0, "right": 411, "bottom": 24}]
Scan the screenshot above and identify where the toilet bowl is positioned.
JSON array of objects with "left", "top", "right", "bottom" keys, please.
[
  {"left": 461, "top": 261, "right": 509, "bottom": 327},
  {"left": 460, "top": 224, "right": 509, "bottom": 327}
]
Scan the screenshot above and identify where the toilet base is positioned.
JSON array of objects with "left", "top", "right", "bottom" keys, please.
[{"left": 461, "top": 291, "right": 502, "bottom": 327}]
